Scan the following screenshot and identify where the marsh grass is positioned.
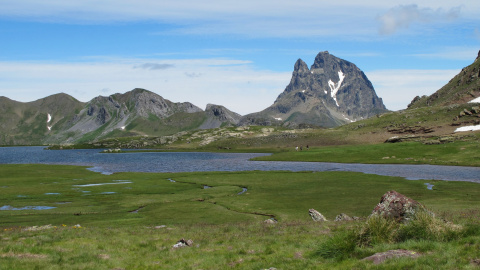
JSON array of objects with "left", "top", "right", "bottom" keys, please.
[{"left": 1, "top": 164, "right": 480, "bottom": 269}]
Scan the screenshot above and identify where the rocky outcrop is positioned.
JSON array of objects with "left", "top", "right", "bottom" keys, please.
[
  {"left": 309, "top": 209, "right": 328, "bottom": 222},
  {"left": 371, "top": 191, "right": 427, "bottom": 222},
  {"left": 241, "top": 51, "right": 388, "bottom": 127}
]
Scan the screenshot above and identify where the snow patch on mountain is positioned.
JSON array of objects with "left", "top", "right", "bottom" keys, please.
[
  {"left": 328, "top": 70, "right": 345, "bottom": 106},
  {"left": 469, "top": 96, "right": 480, "bottom": 103}
]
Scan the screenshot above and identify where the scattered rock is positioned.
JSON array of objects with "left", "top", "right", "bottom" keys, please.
[
  {"left": 309, "top": 209, "right": 327, "bottom": 222},
  {"left": 334, "top": 213, "right": 353, "bottom": 221},
  {"left": 371, "top": 191, "right": 427, "bottom": 222},
  {"left": 362, "top": 249, "right": 421, "bottom": 264},
  {"left": 264, "top": 218, "right": 278, "bottom": 224},
  {"left": 172, "top": 238, "right": 194, "bottom": 249},
  {"left": 23, "top": 224, "right": 55, "bottom": 231}
]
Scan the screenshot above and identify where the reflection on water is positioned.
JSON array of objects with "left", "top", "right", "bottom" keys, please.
[{"left": 0, "top": 147, "right": 480, "bottom": 183}]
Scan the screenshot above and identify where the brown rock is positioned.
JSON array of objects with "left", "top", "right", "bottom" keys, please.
[{"left": 371, "top": 191, "right": 426, "bottom": 222}]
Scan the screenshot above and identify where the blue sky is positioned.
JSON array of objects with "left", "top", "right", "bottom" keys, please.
[{"left": 0, "top": 0, "right": 479, "bottom": 114}]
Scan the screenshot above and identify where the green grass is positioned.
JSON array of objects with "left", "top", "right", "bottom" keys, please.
[
  {"left": 1, "top": 164, "right": 480, "bottom": 269},
  {"left": 253, "top": 140, "right": 480, "bottom": 166}
]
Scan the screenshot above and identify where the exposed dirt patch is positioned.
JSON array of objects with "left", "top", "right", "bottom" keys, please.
[{"left": 1, "top": 252, "right": 48, "bottom": 259}]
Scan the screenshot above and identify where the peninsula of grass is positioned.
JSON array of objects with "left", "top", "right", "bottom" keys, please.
[
  {"left": 252, "top": 139, "right": 480, "bottom": 167},
  {"left": 1, "top": 164, "right": 480, "bottom": 269}
]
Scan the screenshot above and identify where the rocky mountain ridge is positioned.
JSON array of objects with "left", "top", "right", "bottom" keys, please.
[{"left": 0, "top": 89, "right": 240, "bottom": 145}]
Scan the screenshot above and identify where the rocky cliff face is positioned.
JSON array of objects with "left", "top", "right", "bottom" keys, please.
[
  {"left": 408, "top": 50, "right": 480, "bottom": 109},
  {"left": 241, "top": 51, "right": 388, "bottom": 127}
]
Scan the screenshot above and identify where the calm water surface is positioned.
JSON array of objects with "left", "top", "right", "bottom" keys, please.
[{"left": 1, "top": 146, "right": 479, "bottom": 183}]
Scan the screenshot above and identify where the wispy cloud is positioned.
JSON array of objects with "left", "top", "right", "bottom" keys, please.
[
  {"left": 411, "top": 46, "right": 479, "bottom": 61},
  {"left": 377, "top": 4, "right": 461, "bottom": 35},
  {"left": 134, "top": 63, "right": 175, "bottom": 70}
]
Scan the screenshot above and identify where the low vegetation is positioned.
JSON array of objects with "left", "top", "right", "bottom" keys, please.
[{"left": 1, "top": 164, "right": 480, "bottom": 269}]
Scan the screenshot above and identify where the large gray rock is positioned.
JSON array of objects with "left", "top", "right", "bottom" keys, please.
[{"left": 371, "top": 191, "right": 426, "bottom": 222}]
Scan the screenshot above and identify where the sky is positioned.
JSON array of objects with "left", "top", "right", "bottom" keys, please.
[{"left": 0, "top": 0, "right": 479, "bottom": 115}]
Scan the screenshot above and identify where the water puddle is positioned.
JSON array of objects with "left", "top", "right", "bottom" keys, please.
[
  {"left": 100, "top": 192, "right": 116, "bottom": 194},
  {"left": 425, "top": 183, "right": 434, "bottom": 190},
  {"left": 129, "top": 206, "right": 145, "bottom": 213},
  {"left": 73, "top": 180, "right": 132, "bottom": 187},
  {"left": 0, "top": 205, "right": 56, "bottom": 210},
  {"left": 45, "top": 193, "right": 60, "bottom": 195},
  {"left": 17, "top": 195, "right": 27, "bottom": 198},
  {"left": 237, "top": 187, "right": 248, "bottom": 195},
  {"left": 203, "top": 185, "right": 211, "bottom": 189},
  {"left": 168, "top": 178, "right": 176, "bottom": 182},
  {"left": 55, "top": 202, "right": 72, "bottom": 204}
]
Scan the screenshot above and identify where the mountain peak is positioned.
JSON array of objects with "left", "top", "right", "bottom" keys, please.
[
  {"left": 293, "top": 59, "right": 309, "bottom": 73},
  {"left": 243, "top": 51, "right": 387, "bottom": 127}
]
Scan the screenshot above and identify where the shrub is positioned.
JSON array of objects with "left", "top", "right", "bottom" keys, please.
[
  {"left": 398, "top": 211, "right": 463, "bottom": 242},
  {"left": 357, "top": 215, "right": 399, "bottom": 246},
  {"left": 316, "top": 229, "right": 357, "bottom": 260}
]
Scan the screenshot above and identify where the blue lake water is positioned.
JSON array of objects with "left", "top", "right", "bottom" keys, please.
[{"left": 0, "top": 146, "right": 479, "bottom": 183}]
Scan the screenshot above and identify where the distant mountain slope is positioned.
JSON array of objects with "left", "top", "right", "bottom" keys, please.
[
  {"left": 0, "top": 89, "right": 241, "bottom": 145},
  {"left": 408, "top": 50, "right": 480, "bottom": 109},
  {"left": 0, "top": 93, "right": 85, "bottom": 145},
  {"left": 240, "top": 51, "right": 388, "bottom": 127}
]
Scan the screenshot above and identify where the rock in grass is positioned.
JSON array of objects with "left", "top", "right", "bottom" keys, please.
[
  {"left": 334, "top": 213, "right": 353, "bottom": 221},
  {"left": 172, "top": 238, "right": 193, "bottom": 249},
  {"left": 371, "top": 190, "right": 426, "bottom": 222},
  {"left": 264, "top": 218, "right": 278, "bottom": 224},
  {"left": 362, "top": 249, "right": 421, "bottom": 264},
  {"left": 309, "top": 209, "right": 327, "bottom": 222}
]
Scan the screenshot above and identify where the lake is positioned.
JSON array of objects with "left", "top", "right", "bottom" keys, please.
[{"left": 1, "top": 146, "right": 479, "bottom": 183}]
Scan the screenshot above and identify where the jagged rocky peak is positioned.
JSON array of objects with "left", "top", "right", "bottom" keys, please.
[
  {"left": 243, "top": 51, "right": 388, "bottom": 128},
  {"left": 293, "top": 58, "right": 309, "bottom": 73}
]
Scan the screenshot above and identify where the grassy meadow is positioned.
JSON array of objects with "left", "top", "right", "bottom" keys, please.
[{"left": 1, "top": 164, "right": 480, "bottom": 269}]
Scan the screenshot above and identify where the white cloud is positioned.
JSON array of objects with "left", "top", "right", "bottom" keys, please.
[
  {"left": 366, "top": 69, "right": 460, "bottom": 110},
  {"left": 377, "top": 4, "right": 461, "bottom": 35},
  {"left": 411, "top": 46, "right": 480, "bottom": 61},
  {"left": 0, "top": 58, "right": 290, "bottom": 115}
]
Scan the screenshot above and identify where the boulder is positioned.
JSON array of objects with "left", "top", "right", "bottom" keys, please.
[
  {"left": 371, "top": 191, "right": 426, "bottom": 222},
  {"left": 334, "top": 213, "right": 353, "bottom": 222},
  {"left": 309, "top": 209, "right": 327, "bottom": 222}
]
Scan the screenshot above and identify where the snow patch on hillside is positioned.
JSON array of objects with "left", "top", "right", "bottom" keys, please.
[
  {"left": 455, "top": 125, "right": 480, "bottom": 132},
  {"left": 328, "top": 70, "right": 345, "bottom": 106},
  {"left": 469, "top": 96, "right": 480, "bottom": 103}
]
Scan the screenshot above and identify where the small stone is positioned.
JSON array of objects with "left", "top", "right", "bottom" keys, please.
[
  {"left": 309, "top": 209, "right": 327, "bottom": 222},
  {"left": 335, "top": 213, "right": 353, "bottom": 221},
  {"left": 264, "top": 218, "right": 278, "bottom": 224}
]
